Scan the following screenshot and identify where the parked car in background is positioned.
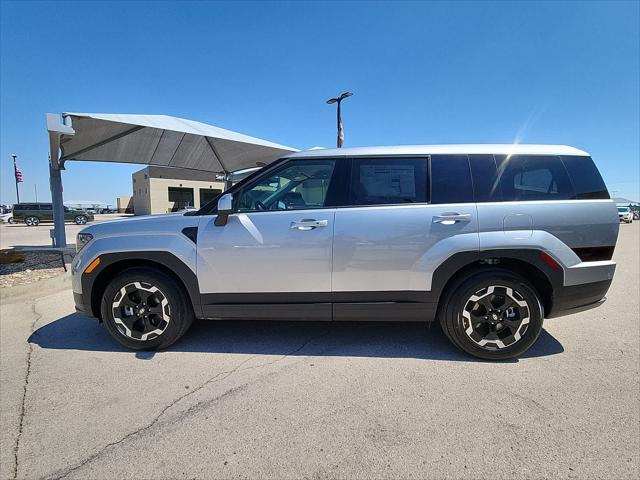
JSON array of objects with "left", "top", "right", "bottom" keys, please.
[
  {"left": 0, "top": 212, "right": 14, "bottom": 223},
  {"left": 617, "top": 206, "right": 633, "bottom": 223},
  {"left": 12, "top": 203, "right": 94, "bottom": 226},
  {"left": 72, "top": 144, "right": 619, "bottom": 360}
]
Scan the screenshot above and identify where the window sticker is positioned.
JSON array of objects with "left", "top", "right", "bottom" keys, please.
[{"left": 360, "top": 165, "right": 416, "bottom": 198}]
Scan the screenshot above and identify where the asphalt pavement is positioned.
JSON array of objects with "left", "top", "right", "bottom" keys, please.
[{"left": 1, "top": 223, "right": 638, "bottom": 479}]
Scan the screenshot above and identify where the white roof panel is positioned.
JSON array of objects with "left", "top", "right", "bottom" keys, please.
[{"left": 285, "top": 144, "right": 590, "bottom": 158}]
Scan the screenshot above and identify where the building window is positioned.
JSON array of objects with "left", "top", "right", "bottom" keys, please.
[{"left": 168, "top": 187, "right": 194, "bottom": 211}]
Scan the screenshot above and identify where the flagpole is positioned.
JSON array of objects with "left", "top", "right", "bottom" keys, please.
[{"left": 12, "top": 154, "right": 20, "bottom": 204}]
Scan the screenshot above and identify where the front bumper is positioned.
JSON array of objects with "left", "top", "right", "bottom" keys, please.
[{"left": 73, "top": 292, "right": 92, "bottom": 315}]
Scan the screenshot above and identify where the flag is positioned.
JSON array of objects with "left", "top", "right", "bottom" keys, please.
[{"left": 14, "top": 163, "right": 23, "bottom": 183}]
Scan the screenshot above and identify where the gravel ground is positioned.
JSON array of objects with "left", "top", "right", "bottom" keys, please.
[
  {"left": 0, "top": 223, "right": 638, "bottom": 480},
  {"left": 0, "top": 251, "right": 66, "bottom": 288}
]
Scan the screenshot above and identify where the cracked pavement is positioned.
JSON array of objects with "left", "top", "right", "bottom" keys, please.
[{"left": 1, "top": 224, "right": 638, "bottom": 479}]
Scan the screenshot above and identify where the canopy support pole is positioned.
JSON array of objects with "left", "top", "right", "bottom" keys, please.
[
  {"left": 47, "top": 114, "right": 75, "bottom": 248},
  {"left": 50, "top": 161, "right": 66, "bottom": 247}
]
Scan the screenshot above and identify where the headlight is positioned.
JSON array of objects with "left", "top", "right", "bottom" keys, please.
[{"left": 76, "top": 233, "right": 93, "bottom": 253}]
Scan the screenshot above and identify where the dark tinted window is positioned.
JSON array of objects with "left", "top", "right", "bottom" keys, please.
[
  {"left": 39, "top": 204, "right": 52, "bottom": 210},
  {"left": 430, "top": 155, "right": 474, "bottom": 203},
  {"left": 16, "top": 204, "right": 37, "bottom": 210},
  {"left": 349, "top": 158, "right": 428, "bottom": 205},
  {"left": 469, "top": 154, "right": 501, "bottom": 202},
  {"left": 494, "top": 155, "right": 575, "bottom": 201},
  {"left": 561, "top": 155, "right": 610, "bottom": 199}
]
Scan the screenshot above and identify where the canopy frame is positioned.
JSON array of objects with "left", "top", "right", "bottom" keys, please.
[{"left": 46, "top": 112, "right": 297, "bottom": 247}]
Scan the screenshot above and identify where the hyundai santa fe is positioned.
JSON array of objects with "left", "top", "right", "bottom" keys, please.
[{"left": 71, "top": 145, "right": 619, "bottom": 360}]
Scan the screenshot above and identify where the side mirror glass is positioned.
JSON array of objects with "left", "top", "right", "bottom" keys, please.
[{"left": 214, "top": 193, "right": 233, "bottom": 226}]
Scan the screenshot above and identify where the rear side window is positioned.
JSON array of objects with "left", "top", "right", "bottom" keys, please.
[
  {"left": 430, "top": 155, "right": 474, "bottom": 204},
  {"left": 40, "top": 204, "right": 53, "bottom": 210},
  {"left": 561, "top": 156, "right": 610, "bottom": 199},
  {"left": 494, "top": 155, "right": 575, "bottom": 201},
  {"left": 349, "top": 158, "right": 428, "bottom": 206},
  {"left": 469, "top": 154, "right": 501, "bottom": 202}
]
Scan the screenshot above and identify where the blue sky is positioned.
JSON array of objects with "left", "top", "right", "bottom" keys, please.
[{"left": 1, "top": 0, "right": 638, "bottom": 205}]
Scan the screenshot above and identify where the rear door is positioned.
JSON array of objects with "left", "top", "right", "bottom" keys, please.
[
  {"left": 39, "top": 203, "right": 53, "bottom": 221},
  {"left": 332, "top": 155, "right": 479, "bottom": 319}
]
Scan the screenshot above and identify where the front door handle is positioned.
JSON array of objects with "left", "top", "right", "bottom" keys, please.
[
  {"left": 290, "top": 219, "right": 328, "bottom": 230},
  {"left": 432, "top": 213, "right": 471, "bottom": 225}
]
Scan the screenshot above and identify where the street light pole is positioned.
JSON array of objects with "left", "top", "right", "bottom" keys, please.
[
  {"left": 12, "top": 154, "right": 20, "bottom": 204},
  {"left": 326, "top": 92, "right": 353, "bottom": 148}
]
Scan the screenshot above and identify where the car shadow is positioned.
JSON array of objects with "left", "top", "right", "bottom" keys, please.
[{"left": 28, "top": 313, "right": 564, "bottom": 363}]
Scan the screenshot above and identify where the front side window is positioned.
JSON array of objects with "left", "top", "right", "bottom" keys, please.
[
  {"left": 349, "top": 158, "right": 428, "bottom": 206},
  {"left": 236, "top": 159, "right": 336, "bottom": 212}
]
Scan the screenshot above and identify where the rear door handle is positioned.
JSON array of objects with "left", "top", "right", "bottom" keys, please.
[
  {"left": 290, "top": 219, "right": 328, "bottom": 230},
  {"left": 432, "top": 213, "right": 471, "bottom": 225}
]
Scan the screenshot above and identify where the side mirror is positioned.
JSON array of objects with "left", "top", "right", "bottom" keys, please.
[{"left": 214, "top": 193, "right": 233, "bottom": 226}]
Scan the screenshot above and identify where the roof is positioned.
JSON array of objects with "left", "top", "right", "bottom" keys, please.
[
  {"left": 51, "top": 112, "right": 298, "bottom": 173},
  {"left": 613, "top": 197, "right": 639, "bottom": 204},
  {"left": 286, "top": 144, "right": 590, "bottom": 159}
]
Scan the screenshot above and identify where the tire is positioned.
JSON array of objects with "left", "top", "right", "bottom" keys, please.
[
  {"left": 74, "top": 215, "right": 88, "bottom": 225},
  {"left": 439, "top": 269, "right": 544, "bottom": 360},
  {"left": 25, "top": 216, "right": 40, "bottom": 226},
  {"left": 100, "top": 267, "right": 194, "bottom": 350},
  {"left": 8, "top": 217, "right": 14, "bottom": 224}
]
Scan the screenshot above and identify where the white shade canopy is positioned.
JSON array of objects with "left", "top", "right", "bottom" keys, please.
[{"left": 51, "top": 112, "right": 297, "bottom": 173}]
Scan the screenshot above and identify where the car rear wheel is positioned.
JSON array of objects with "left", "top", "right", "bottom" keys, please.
[
  {"left": 100, "top": 267, "right": 194, "bottom": 350},
  {"left": 439, "top": 269, "right": 544, "bottom": 360},
  {"left": 74, "top": 215, "right": 88, "bottom": 225},
  {"left": 25, "top": 216, "right": 40, "bottom": 226}
]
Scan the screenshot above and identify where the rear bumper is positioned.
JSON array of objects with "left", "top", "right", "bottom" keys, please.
[{"left": 547, "top": 279, "right": 612, "bottom": 318}]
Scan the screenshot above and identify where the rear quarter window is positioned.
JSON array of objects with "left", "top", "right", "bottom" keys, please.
[
  {"left": 561, "top": 155, "right": 610, "bottom": 199},
  {"left": 494, "top": 155, "right": 575, "bottom": 201}
]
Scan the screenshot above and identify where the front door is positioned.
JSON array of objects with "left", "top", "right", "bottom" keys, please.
[{"left": 197, "top": 158, "right": 339, "bottom": 319}]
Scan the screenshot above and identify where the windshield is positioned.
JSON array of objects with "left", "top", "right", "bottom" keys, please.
[{"left": 617, "top": 207, "right": 629, "bottom": 212}]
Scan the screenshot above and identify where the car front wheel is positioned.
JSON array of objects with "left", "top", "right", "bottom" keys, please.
[
  {"left": 100, "top": 267, "right": 194, "bottom": 350},
  {"left": 439, "top": 269, "right": 544, "bottom": 360},
  {"left": 74, "top": 215, "right": 88, "bottom": 225},
  {"left": 25, "top": 216, "right": 40, "bottom": 226}
]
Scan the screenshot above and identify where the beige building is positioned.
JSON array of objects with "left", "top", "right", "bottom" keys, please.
[{"left": 131, "top": 166, "right": 224, "bottom": 215}]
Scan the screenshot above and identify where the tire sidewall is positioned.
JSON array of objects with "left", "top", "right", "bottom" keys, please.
[
  {"left": 100, "top": 268, "right": 190, "bottom": 350},
  {"left": 26, "top": 216, "right": 40, "bottom": 226},
  {"left": 75, "top": 215, "right": 87, "bottom": 225},
  {"left": 443, "top": 270, "right": 544, "bottom": 360}
]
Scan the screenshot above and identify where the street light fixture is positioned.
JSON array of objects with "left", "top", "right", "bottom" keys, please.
[{"left": 326, "top": 91, "right": 353, "bottom": 148}]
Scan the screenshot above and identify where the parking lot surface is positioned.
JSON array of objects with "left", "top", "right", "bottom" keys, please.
[
  {"left": 0, "top": 214, "right": 131, "bottom": 250},
  {"left": 1, "top": 223, "right": 638, "bottom": 479}
]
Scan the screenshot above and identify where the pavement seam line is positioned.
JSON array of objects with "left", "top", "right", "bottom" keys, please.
[
  {"left": 11, "top": 300, "right": 42, "bottom": 480},
  {"left": 45, "top": 326, "right": 332, "bottom": 480}
]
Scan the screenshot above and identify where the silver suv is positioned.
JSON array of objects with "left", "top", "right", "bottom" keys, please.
[{"left": 72, "top": 145, "right": 619, "bottom": 360}]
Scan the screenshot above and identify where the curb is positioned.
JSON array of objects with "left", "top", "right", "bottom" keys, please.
[{"left": 0, "top": 269, "right": 73, "bottom": 302}]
